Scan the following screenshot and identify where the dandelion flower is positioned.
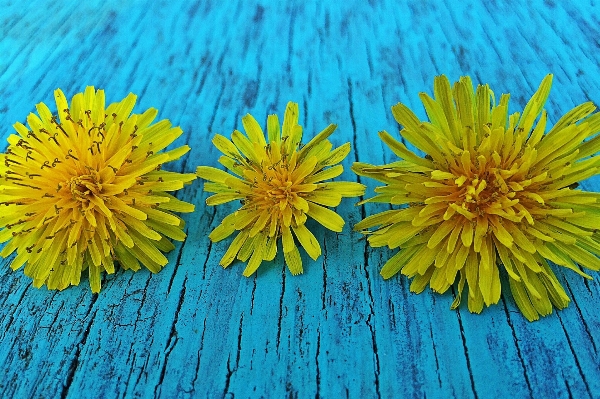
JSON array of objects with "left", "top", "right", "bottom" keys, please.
[
  {"left": 0, "top": 87, "right": 196, "bottom": 292},
  {"left": 197, "top": 102, "right": 365, "bottom": 276},
  {"left": 353, "top": 74, "right": 600, "bottom": 321}
]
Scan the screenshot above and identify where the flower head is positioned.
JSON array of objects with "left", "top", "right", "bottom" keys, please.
[
  {"left": 353, "top": 75, "right": 600, "bottom": 321},
  {"left": 197, "top": 102, "right": 365, "bottom": 276},
  {"left": 0, "top": 87, "right": 196, "bottom": 292}
]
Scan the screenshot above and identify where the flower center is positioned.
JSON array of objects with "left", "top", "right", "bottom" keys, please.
[
  {"left": 255, "top": 169, "right": 298, "bottom": 210},
  {"left": 463, "top": 176, "right": 492, "bottom": 204},
  {"left": 68, "top": 173, "right": 102, "bottom": 200}
]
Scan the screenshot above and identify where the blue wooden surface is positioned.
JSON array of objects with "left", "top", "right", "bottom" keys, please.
[{"left": 1, "top": 1, "right": 599, "bottom": 398}]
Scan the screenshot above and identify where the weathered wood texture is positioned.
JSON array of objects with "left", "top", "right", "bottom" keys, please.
[{"left": 1, "top": 0, "right": 599, "bottom": 398}]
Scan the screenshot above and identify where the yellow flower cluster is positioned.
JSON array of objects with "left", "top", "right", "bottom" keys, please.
[
  {"left": 1, "top": 78, "right": 599, "bottom": 322},
  {"left": 354, "top": 75, "right": 600, "bottom": 321},
  {"left": 197, "top": 102, "right": 365, "bottom": 276},
  {"left": 0, "top": 87, "right": 195, "bottom": 292}
]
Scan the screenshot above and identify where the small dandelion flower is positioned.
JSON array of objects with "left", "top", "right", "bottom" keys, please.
[
  {"left": 353, "top": 74, "right": 600, "bottom": 321},
  {"left": 0, "top": 87, "right": 196, "bottom": 292},
  {"left": 197, "top": 102, "right": 365, "bottom": 276}
]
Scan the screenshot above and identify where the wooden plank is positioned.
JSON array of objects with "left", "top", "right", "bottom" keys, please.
[{"left": 0, "top": 0, "right": 599, "bottom": 398}]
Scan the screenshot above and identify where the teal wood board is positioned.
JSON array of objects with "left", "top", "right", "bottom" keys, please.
[{"left": 1, "top": 0, "right": 599, "bottom": 398}]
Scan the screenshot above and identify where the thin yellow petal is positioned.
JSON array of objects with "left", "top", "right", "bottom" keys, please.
[
  {"left": 284, "top": 244, "right": 303, "bottom": 275},
  {"left": 292, "top": 224, "right": 321, "bottom": 260},
  {"left": 307, "top": 202, "right": 345, "bottom": 232}
]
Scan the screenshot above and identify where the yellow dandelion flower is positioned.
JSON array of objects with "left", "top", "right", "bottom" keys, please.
[
  {"left": 0, "top": 87, "right": 196, "bottom": 292},
  {"left": 197, "top": 102, "right": 365, "bottom": 276},
  {"left": 353, "top": 74, "right": 600, "bottom": 321}
]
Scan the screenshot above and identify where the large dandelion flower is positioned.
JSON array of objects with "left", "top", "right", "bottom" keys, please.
[
  {"left": 353, "top": 75, "right": 600, "bottom": 321},
  {"left": 197, "top": 102, "right": 365, "bottom": 276},
  {"left": 0, "top": 87, "right": 195, "bottom": 292}
]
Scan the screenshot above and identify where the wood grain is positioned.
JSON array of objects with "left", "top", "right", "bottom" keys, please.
[{"left": 1, "top": 0, "right": 599, "bottom": 397}]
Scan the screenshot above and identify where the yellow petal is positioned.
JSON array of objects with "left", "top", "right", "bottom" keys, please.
[
  {"left": 292, "top": 224, "right": 321, "bottom": 260},
  {"left": 242, "top": 114, "right": 267, "bottom": 146},
  {"left": 284, "top": 244, "right": 303, "bottom": 275},
  {"left": 242, "top": 233, "right": 267, "bottom": 276},
  {"left": 220, "top": 231, "right": 249, "bottom": 267},
  {"left": 307, "top": 202, "right": 345, "bottom": 232},
  {"left": 196, "top": 166, "right": 234, "bottom": 183}
]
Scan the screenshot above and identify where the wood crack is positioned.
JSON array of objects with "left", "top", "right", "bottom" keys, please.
[
  {"left": 155, "top": 276, "right": 188, "bottom": 395},
  {"left": 59, "top": 297, "right": 98, "bottom": 399},
  {"left": 223, "top": 313, "right": 244, "bottom": 397},
  {"left": 564, "top": 279, "right": 598, "bottom": 354},
  {"left": 167, "top": 226, "right": 189, "bottom": 295},
  {"left": 348, "top": 76, "right": 381, "bottom": 398},
  {"left": 500, "top": 296, "right": 534, "bottom": 398},
  {"left": 455, "top": 309, "right": 479, "bottom": 399},
  {"left": 556, "top": 312, "right": 593, "bottom": 398},
  {"left": 276, "top": 268, "right": 286, "bottom": 355}
]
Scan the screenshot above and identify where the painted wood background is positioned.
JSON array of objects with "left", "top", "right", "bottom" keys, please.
[{"left": 1, "top": 0, "right": 599, "bottom": 398}]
